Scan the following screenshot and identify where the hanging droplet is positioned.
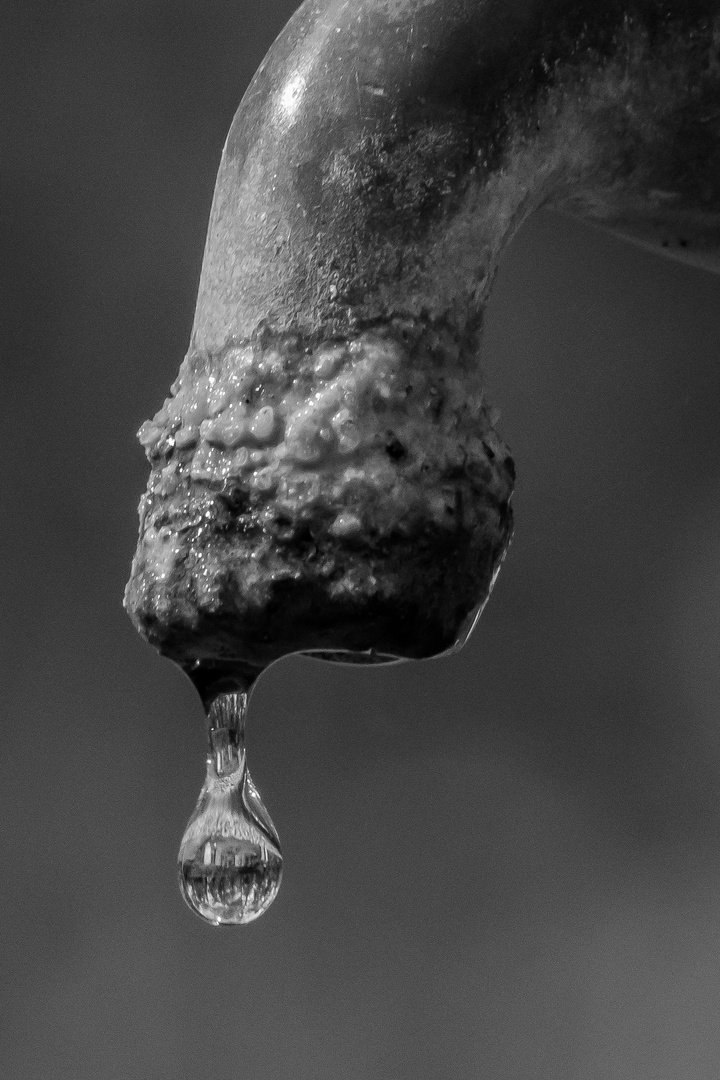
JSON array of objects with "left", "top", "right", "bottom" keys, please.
[{"left": 178, "top": 689, "right": 282, "bottom": 925}]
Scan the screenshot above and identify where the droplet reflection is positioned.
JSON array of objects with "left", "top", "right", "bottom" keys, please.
[{"left": 178, "top": 690, "right": 282, "bottom": 925}]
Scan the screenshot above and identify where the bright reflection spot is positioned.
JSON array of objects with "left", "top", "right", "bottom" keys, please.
[{"left": 278, "top": 73, "right": 306, "bottom": 121}]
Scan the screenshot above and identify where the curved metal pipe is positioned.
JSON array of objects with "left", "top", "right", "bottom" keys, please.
[
  {"left": 126, "top": 0, "right": 720, "bottom": 691},
  {"left": 193, "top": 0, "right": 720, "bottom": 351}
]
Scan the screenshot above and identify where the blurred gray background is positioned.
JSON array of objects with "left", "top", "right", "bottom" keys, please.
[{"left": 2, "top": 3, "right": 720, "bottom": 1078}]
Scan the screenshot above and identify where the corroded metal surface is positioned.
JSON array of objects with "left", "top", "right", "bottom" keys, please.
[{"left": 127, "top": 0, "right": 720, "bottom": 690}]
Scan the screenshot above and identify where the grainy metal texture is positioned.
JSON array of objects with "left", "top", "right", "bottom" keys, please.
[
  {"left": 127, "top": 0, "right": 720, "bottom": 691},
  {"left": 192, "top": 0, "right": 720, "bottom": 351}
]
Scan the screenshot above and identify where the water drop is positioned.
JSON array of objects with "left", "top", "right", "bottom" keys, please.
[{"left": 178, "top": 689, "right": 282, "bottom": 925}]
